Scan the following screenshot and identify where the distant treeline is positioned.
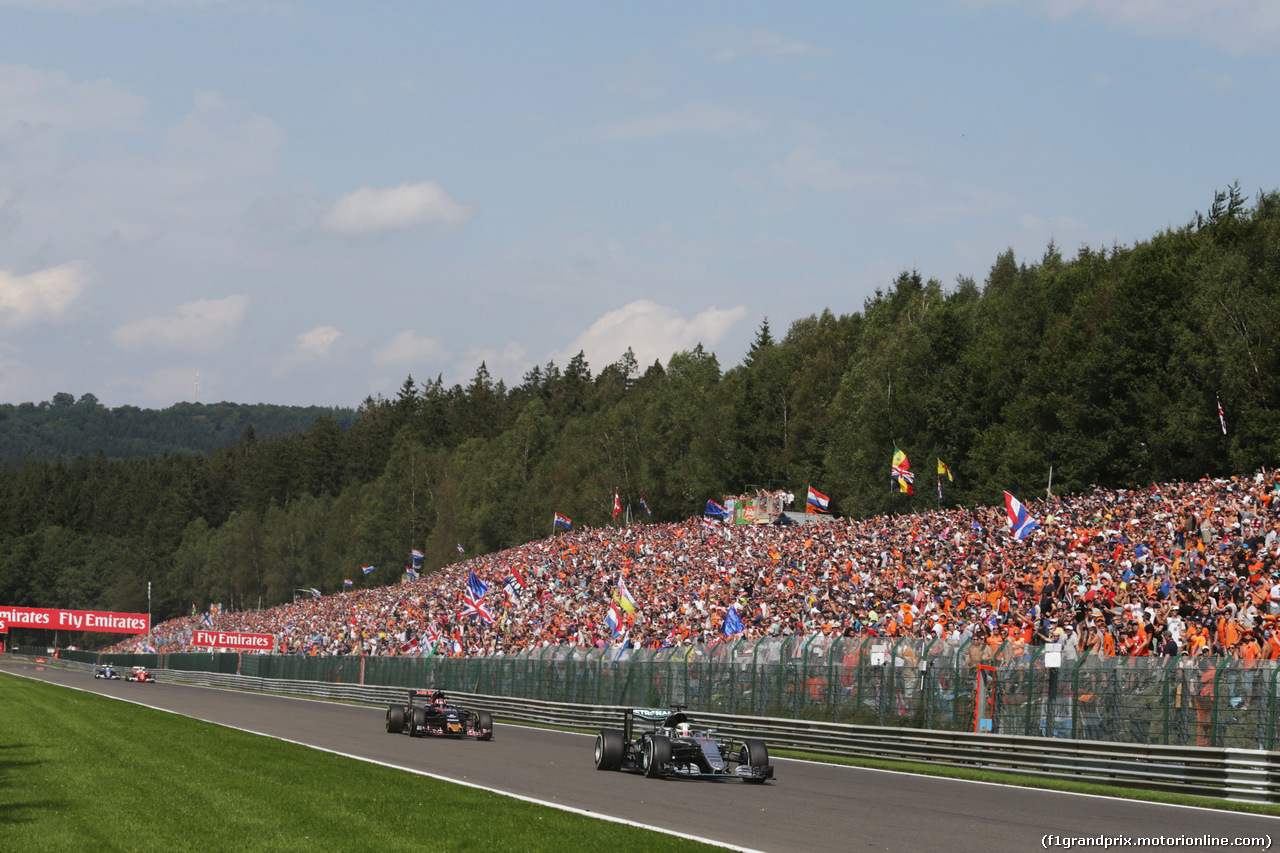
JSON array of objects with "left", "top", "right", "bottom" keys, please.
[
  {"left": 0, "top": 397, "right": 357, "bottom": 463},
  {"left": 2, "top": 185, "right": 1277, "bottom": 645}
]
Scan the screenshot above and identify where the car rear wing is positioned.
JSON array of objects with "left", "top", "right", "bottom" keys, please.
[{"left": 623, "top": 707, "right": 688, "bottom": 740}]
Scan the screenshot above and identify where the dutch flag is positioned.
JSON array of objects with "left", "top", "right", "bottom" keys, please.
[{"left": 807, "top": 486, "right": 830, "bottom": 513}]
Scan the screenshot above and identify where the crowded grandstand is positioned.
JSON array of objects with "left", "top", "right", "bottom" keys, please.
[{"left": 109, "top": 470, "right": 1280, "bottom": 666}]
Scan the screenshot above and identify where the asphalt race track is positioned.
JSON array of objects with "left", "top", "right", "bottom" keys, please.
[{"left": 5, "top": 659, "right": 1277, "bottom": 852}]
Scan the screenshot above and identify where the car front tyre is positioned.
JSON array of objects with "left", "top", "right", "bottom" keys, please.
[
  {"left": 643, "top": 735, "right": 671, "bottom": 778},
  {"left": 740, "top": 739, "right": 769, "bottom": 784}
]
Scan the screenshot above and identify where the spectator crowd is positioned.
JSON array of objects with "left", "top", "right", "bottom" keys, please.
[{"left": 111, "top": 471, "right": 1280, "bottom": 669}]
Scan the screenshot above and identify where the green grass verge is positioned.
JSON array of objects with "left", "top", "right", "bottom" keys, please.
[{"left": 0, "top": 674, "right": 719, "bottom": 853}]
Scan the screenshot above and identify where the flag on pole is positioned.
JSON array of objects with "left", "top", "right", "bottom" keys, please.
[
  {"left": 554, "top": 512, "right": 572, "bottom": 530},
  {"left": 806, "top": 486, "right": 830, "bottom": 513},
  {"left": 405, "top": 566, "right": 420, "bottom": 581},
  {"left": 704, "top": 499, "right": 728, "bottom": 518},
  {"left": 510, "top": 565, "right": 528, "bottom": 589},
  {"left": 937, "top": 460, "right": 952, "bottom": 480},
  {"left": 503, "top": 576, "right": 523, "bottom": 603},
  {"left": 310, "top": 587, "right": 322, "bottom": 598},
  {"left": 892, "top": 446, "right": 914, "bottom": 494},
  {"left": 722, "top": 606, "right": 745, "bottom": 636},
  {"left": 411, "top": 548, "right": 424, "bottom": 571},
  {"left": 456, "top": 543, "right": 465, "bottom": 555},
  {"left": 639, "top": 494, "right": 652, "bottom": 516},
  {"left": 604, "top": 601, "right": 624, "bottom": 636},
  {"left": 362, "top": 565, "right": 375, "bottom": 575},
  {"left": 466, "top": 570, "right": 489, "bottom": 601},
  {"left": 1217, "top": 392, "right": 1228, "bottom": 435},
  {"left": 1003, "top": 491, "right": 1040, "bottom": 541},
  {"left": 613, "top": 489, "right": 621, "bottom": 521},
  {"left": 615, "top": 576, "right": 638, "bottom": 614},
  {"left": 460, "top": 593, "right": 496, "bottom": 624},
  {"left": 343, "top": 578, "right": 353, "bottom": 587}
]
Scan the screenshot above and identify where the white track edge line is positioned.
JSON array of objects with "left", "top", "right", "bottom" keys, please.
[{"left": 1, "top": 669, "right": 764, "bottom": 853}]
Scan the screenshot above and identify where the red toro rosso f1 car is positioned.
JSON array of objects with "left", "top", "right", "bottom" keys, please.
[
  {"left": 385, "top": 690, "right": 493, "bottom": 740},
  {"left": 594, "top": 707, "right": 773, "bottom": 783}
]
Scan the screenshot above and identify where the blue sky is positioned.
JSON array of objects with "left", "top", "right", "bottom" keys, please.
[{"left": 1, "top": 1, "right": 1277, "bottom": 408}]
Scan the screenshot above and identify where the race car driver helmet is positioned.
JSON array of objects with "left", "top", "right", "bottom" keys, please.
[{"left": 676, "top": 722, "right": 692, "bottom": 738}]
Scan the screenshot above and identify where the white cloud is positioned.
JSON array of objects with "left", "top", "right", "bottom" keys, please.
[
  {"left": 598, "top": 103, "right": 762, "bottom": 140},
  {"left": 162, "top": 89, "right": 284, "bottom": 179},
  {"left": 0, "top": 261, "right": 91, "bottom": 326},
  {"left": 111, "top": 294, "right": 248, "bottom": 352},
  {"left": 775, "top": 149, "right": 898, "bottom": 193},
  {"left": 554, "top": 300, "right": 748, "bottom": 373},
  {"left": 296, "top": 325, "right": 343, "bottom": 357},
  {"left": 271, "top": 325, "right": 345, "bottom": 376},
  {"left": 1031, "top": 0, "right": 1280, "bottom": 56},
  {"left": 456, "top": 341, "right": 529, "bottom": 386},
  {"left": 321, "top": 181, "right": 474, "bottom": 236},
  {"left": 371, "top": 330, "right": 447, "bottom": 367},
  {"left": 0, "top": 64, "right": 146, "bottom": 133},
  {"left": 711, "top": 27, "right": 823, "bottom": 62}
]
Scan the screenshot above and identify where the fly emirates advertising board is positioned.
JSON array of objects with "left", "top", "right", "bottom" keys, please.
[
  {"left": 0, "top": 606, "right": 149, "bottom": 634},
  {"left": 191, "top": 630, "right": 275, "bottom": 651}
]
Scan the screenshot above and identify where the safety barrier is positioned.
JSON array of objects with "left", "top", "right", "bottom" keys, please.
[
  {"left": 18, "top": 654, "right": 1280, "bottom": 804},
  {"left": 42, "top": 637, "right": 1280, "bottom": 752}
]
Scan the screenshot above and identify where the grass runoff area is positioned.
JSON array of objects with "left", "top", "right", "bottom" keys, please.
[{"left": 0, "top": 675, "right": 719, "bottom": 853}]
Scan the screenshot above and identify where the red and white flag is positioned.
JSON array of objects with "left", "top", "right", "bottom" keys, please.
[{"left": 613, "top": 489, "right": 621, "bottom": 520}]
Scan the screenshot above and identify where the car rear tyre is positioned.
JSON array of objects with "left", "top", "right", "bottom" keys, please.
[
  {"left": 740, "top": 739, "right": 768, "bottom": 784},
  {"left": 475, "top": 710, "right": 493, "bottom": 741},
  {"left": 386, "top": 705, "right": 405, "bottom": 734},
  {"left": 594, "top": 729, "right": 625, "bottom": 771},
  {"left": 410, "top": 707, "right": 428, "bottom": 737},
  {"left": 643, "top": 735, "right": 671, "bottom": 778}
]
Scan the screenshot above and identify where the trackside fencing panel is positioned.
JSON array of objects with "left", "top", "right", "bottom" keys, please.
[{"left": 39, "top": 637, "right": 1280, "bottom": 749}]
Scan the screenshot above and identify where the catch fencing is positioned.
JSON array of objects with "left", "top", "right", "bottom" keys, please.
[
  {"left": 14, "top": 652, "right": 1280, "bottom": 804},
  {"left": 23, "top": 636, "right": 1280, "bottom": 750}
]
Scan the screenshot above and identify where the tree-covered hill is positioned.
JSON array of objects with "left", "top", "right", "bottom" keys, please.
[
  {"left": 1, "top": 185, "right": 1277, "bottom": 643},
  {"left": 0, "top": 396, "right": 357, "bottom": 463}
]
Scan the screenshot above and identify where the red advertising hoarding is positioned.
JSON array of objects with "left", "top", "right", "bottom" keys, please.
[
  {"left": 191, "top": 630, "right": 275, "bottom": 651},
  {"left": 0, "top": 606, "right": 149, "bottom": 634}
]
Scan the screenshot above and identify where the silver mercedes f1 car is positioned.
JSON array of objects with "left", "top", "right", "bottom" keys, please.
[{"left": 593, "top": 707, "right": 773, "bottom": 783}]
